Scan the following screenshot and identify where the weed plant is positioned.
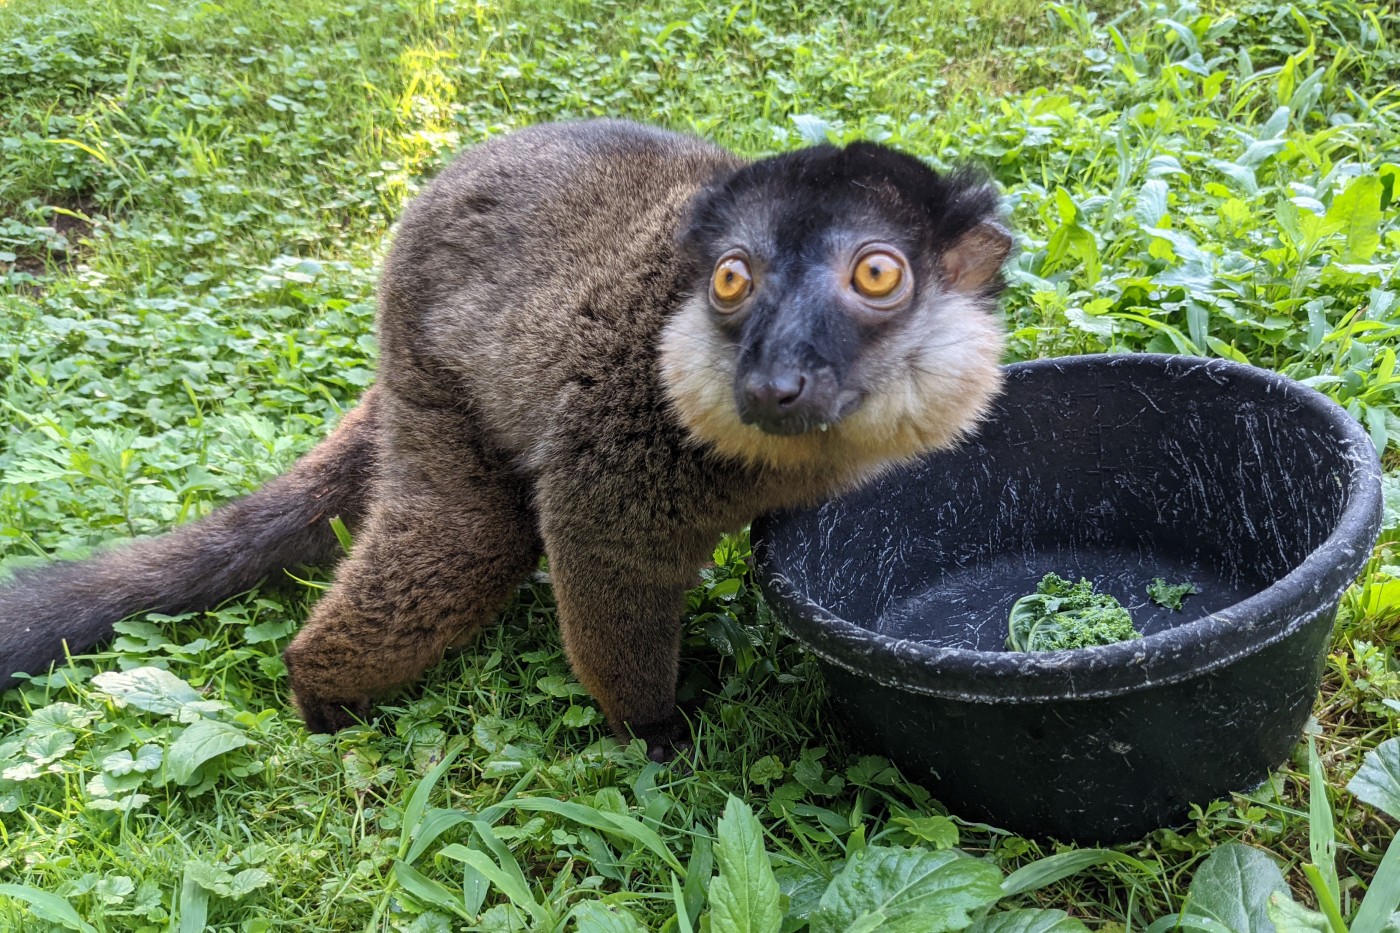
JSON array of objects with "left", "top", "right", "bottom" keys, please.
[{"left": 1, "top": 0, "right": 1398, "bottom": 929}]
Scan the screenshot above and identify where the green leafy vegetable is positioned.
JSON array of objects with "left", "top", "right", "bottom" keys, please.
[
  {"left": 1346, "top": 736, "right": 1400, "bottom": 820},
  {"left": 90, "top": 667, "right": 229, "bottom": 722},
  {"left": 571, "top": 900, "right": 651, "bottom": 933},
  {"left": 1176, "top": 843, "right": 1289, "bottom": 933},
  {"left": 710, "top": 796, "right": 783, "bottom": 933},
  {"left": 1007, "top": 574, "right": 1141, "bottom": 652},
  {"left": 1147, "top": 578, "right": 1201, "bottom": 611},
  {"left": 810, "top": 846, "right": 1003, "bottom": 933},
  {"left": 967, "top": 910, "right": 1091, "bottom": 933},
  {"left": 166, "top": 720, "right": 251, "bottom": 785}
]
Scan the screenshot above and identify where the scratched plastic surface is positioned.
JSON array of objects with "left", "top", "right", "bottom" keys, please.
[
  {"left": 876, "top": 545, "right": 1260, "bottom": 649},
  {"left": 754, "top": 354, "right": 1383, "bottom": 843}
]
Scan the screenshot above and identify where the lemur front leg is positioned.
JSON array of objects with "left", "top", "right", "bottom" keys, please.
[{"left": 540, "top": 497, "right": 715, "bottom": 762}]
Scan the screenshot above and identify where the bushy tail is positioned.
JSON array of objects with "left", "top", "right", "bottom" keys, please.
[{"left": 0, "top": 387, "right": 382, "bottom": 689}]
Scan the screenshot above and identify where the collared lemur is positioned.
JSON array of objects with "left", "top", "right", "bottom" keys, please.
[{"left": 0, "top": 120, "right": 1011, "bottom": 760}]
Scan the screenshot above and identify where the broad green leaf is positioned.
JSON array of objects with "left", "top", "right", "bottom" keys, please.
[
  {"left": 1053, "top": 187, "right": 1079, "bottom": 224},
  {"left": 1348, "top": 737, "right": 1400, "bottom": 821},
  {"left": 458, "top": 838, "right": 491, "bottom": 917},
  {"left": 0, "top": 884, "right": 97, "bottom": 932},
  {"left": 229, "top": 868, "right": 275, "bottom": 898},
  {"left": 894, "top": 814, "right": 959, "bottom": 850},
  {"left": 1182, "top": 844, "right": 1287, "bottom": 933},
  {"left": 572, "top": 900, "right": 651, "bottom": 933},
  {"left": 1238, "top": 138, "right": 1288, "bottom": 168},
  {"left": 1326, "top": 175, "right": 1383, "bottom": 262},
  {"left": 562, "top": 705, "right": 601, "bottom": 727},
  {"left": 1265, "top": 893, "right": 1328, "bottom": 933},
  {"left": 26, "top": 702, "right": 99, "bottom": 734},
  {"left": 812, "top": 846, "right": 1002, "bottom": 933},
  {"left": 242, "top": 619, "right": 297, "bottom": 644},
  {"left": 709, "top": 577, "right": 743, "bottom": 599},
  {"left": 24, "top": 729, "right": 76, "bottom": 766},
  {"left": 1135, "top": 179, "right": 1169, "bottom": 229},
  {"left": 95, "top": 875, "right": 134, "bottom": 904},
  {"left": 1160, "top": 19, "right": 1200, "bottom": 55},
  {"left": 1143, "top": 915, "right": 1239, "bottom": 933},
  {"left": 710, "top": 796, "right": 782, "bottom": 933},
  {"left": 790, "top": 114, "right": 832, "bottom": 145},
  {"left": 1212, "top": 160, "right": 1259, "bottom": 197},
  {"left": 775, "top": 863, "right": 832, "bottom": 927},
  {"left": 968, "top": 909, "right": 1091, "bottom": 933},
  {"left": 167, "top": 719, "right": 250, "bottom": 784},
  {"left": 479, "top": 903, "right": 530, "bottom": 931},
  {"left": 1261, "top": 105, "right": 1291, "bottom": 138},
  {"left": 87, "top": 770, "right": 144, "bottom": 802},
  {"left": 103, "top": 744, "right": 162, "bottom": 776},
  {"left": 184, "top": 861, "right": 234, "bottom": 896},
  {"left": 87, "top": 792, "right": 150, "bottom": 812},
  {"left": 91, "top": 667, "right": 227, "bottom": 721}
]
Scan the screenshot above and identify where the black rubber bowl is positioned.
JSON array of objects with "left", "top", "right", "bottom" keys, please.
[{"left": 753, "top": 354, "right": 1383, "bottom": 844}]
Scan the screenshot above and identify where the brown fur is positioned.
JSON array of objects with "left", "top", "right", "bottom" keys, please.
[{"left": 1, "top": 121, "right": 1009, "bottom": 758}]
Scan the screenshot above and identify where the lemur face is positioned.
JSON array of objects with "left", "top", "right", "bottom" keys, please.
[
  {"left": 703, "top": 236, "right": 916, "bottom": 436},
  {"left": 661, "top": 142, "right": 1012, "bottom": 481}
]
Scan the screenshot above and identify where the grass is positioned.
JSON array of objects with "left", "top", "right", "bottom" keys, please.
[{"left": 0, "top": 0, "right": 1398, "bottom": 929}]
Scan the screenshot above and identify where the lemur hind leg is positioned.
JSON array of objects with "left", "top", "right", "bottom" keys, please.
[{"left": 283, "top": 401, "right": 541, "bottom": 733}]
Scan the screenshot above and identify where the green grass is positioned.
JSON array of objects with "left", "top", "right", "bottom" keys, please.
[{"left": 1, "top": 0, "right": 1398, "bottom": 929}]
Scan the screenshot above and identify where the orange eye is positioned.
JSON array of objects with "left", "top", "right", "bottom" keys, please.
[
  {"left": 852, "top": 250, "right": 905, "bottom": 299},
  {"left": 711, "top": 256, "right": 752, "bottom": 306}
]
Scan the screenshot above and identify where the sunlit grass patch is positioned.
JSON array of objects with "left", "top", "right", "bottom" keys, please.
[{"left": 0, "top": 0, "right": 1398, "bottom": 928}]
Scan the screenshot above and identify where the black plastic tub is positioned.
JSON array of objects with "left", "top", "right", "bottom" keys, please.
[{"left": 753, "top": 354, "right": 1383, "bottom": 844}]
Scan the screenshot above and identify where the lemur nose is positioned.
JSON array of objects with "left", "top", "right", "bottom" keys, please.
[
  {"left": 743, "top": 371, "right": 808, "bottom": 413},
  {"left": 736, "top": 365, "right": 842, "bottom": 435}
]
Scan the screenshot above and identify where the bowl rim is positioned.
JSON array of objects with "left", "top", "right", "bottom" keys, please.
[{"left": 753, "top": 353, "right": 1385, "bottom": 703}]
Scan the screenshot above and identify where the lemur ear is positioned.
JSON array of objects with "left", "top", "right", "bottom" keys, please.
[{"left": 941, "top": 220, "right": 1012, "bottom": 292}]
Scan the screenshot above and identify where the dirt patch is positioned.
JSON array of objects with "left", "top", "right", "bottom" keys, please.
[
  {"left": 2, "top": 196, "right": 102, "bottom": 300},
  {"left": 3, "top": 195, "right": 100, "bottom": 280}
]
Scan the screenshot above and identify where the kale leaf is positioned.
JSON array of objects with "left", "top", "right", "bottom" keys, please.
[
  {"left": 1146, "top": 577, "right": 1201, "bottom": 611},
  {"left": 1006, "top": 573, "right": 1141, "bottom": 652}
]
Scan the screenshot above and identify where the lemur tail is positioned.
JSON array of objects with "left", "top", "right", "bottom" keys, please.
[{"left": 0, "top": 386, "right": 382, "bottom": 690}]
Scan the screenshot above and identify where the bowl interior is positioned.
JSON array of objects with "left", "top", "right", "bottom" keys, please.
[{"left": 774, "top": 355, "right": 1368, "bottom": 655}]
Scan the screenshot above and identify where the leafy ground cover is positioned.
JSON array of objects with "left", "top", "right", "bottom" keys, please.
[{"left": 0, "top": 0, "right": 1398, "bottom": 929}]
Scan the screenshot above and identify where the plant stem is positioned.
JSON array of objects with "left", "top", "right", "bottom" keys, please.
[{"left": 1303, "top": 863, "right": 1351, "bottom": 933}]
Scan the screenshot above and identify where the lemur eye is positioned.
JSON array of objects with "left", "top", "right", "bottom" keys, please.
[
  {"left": 711, "top": 256, "right": 753, "bottom": 307},
  {"left": 852, "top": 249, "right": 907, "bottom": 300}
]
